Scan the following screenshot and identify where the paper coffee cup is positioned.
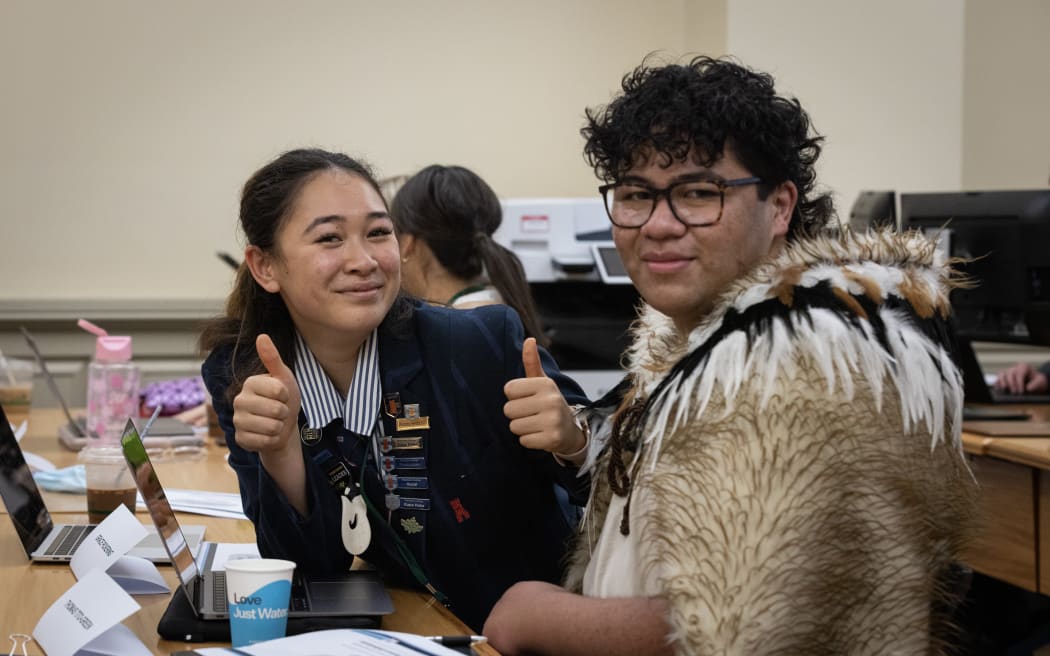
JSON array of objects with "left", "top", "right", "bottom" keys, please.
[{"left": 226, "top": 558, "right": 296, "bottom": 647}]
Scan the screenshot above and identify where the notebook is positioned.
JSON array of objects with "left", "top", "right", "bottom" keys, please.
[
  {"left": 0, "top": 402, "right": 206, "bottom": 563},
  {"left": 958, "top": 340, "right": 1050, "bottom": 406},
  {"left": 19, "top": 326, "right": 201, "bottom": 450},
  {"left": 119, "top": 418, "right": 394, "bottom": 621}
]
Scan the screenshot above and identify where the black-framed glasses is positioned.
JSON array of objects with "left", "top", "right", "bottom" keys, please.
[{"left": 599, "top": 176, "right": 763, "bottom": 228}]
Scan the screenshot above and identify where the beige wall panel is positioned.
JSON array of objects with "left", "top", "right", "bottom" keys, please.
[
  {"left": 726, "top": 0, "right": 965, "bottom": 220},
  {"left": 962, "top": 0, "right": 1050, "bottom": 189},
  {"left": 0, "top": 0, "right": 724, "bottom": 302}
]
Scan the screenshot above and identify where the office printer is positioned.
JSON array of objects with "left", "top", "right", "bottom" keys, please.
[{"left": 495, "top": 198, "right": 639, "bottom": 399}]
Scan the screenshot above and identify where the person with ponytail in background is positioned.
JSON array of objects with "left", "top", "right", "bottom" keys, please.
[{"left": 390, "top": 165, "right": 550, "bottom": 347}]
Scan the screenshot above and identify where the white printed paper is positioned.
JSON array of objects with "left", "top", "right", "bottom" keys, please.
[
  {"left": 70, "top": 504, "right": 148, "bottom": 578},
  {"left": 32, "top": 568, "right": 143, "bottom": 656},
  {"left": 77, "top": 622, "right": 152, "bottom": 656},
  {"left": 105, "top": 556, "right": 169, "bottom": 595},
  {"left": 136, "top": 488, "right": 247, "bottom": 519},
  {"left": 211, "top": 542, "right": 261, "bottom": 570},
  {"left": 194, "top": 628, "right": 464, "bottom": 655}
]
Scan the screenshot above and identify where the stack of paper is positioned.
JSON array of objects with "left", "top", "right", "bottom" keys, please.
[
  {"left": 138, "top": 489, "right": 246, "bottom": 520},
  {"left": 193, "top": 629, "right": 470, "bottom": 655}
]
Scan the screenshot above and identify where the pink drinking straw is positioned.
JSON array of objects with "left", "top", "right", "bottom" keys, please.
[{"left": 77, "top": 319, "right": 109, "bottom": 338}]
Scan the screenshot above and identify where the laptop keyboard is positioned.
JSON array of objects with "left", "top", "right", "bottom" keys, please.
[
  {"left": 211, "top": 570, "right": 310, "bottom": 613},
  {"left": 209, "top": 569, "right": 312, "bottom": 614},
  {"left": 290, "top": 575, "right": 310, "bottom": 612},
  {"left": 213, "top": 570, "right": 228, "bottom": 614},
  {"left": 44, "top": 525, "right": 93, "bottom": 556}
]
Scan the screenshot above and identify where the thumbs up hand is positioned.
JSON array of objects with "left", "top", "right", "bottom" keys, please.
[
  {"left": 504, "top": 338, "right": 586, "bottom": 460},
  {"left": 232, "top": 334, "right": 302, "bottom": 456}
]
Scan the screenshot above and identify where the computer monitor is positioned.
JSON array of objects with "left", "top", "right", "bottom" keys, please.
[{"left": 900, "top": 189, "right": 1050, "bottom": 345}]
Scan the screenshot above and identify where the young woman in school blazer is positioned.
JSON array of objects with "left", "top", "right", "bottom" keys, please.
[{"left": 199, "top": 148, "right": 590, "bottom": 631}]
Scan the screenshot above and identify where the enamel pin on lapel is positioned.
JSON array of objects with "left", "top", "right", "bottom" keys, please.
[
  {"left": 383, "top": 393, "right": 402, "bottom": 418},
  {"left": 300, "top": 425, "right": 322, "bottom": 446}
]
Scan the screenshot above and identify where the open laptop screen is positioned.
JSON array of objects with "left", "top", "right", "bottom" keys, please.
[
  {"left": 0, "top": 403, "right": 54, "bottom": 553},
  {"left": 120, "top": 419, "right": 198, "bottom": 586}
]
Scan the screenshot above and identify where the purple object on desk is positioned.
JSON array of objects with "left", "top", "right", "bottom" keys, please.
[{"left": 140, "top": 376, "right": 206, "bottom": 415}]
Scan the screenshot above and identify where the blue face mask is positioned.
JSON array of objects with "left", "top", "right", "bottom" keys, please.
[{"left": 32, "top": 464, "right": 86, "bottom": 494}]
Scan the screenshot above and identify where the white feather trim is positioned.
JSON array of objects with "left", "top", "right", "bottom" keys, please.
[{"left": 622, "top": 228, "right": 962, "bottom": 471}]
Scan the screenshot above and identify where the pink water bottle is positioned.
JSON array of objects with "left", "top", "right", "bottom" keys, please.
[{"left": 79, "top": 319, "right": 141, "bottom": 445}]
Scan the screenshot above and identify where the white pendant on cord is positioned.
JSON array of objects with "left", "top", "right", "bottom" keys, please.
[{"left": 340, "top": 487, "right": 371, "bottom": 556}]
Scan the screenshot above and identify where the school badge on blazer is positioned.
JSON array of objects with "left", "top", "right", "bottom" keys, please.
[{"left": 300, "top": 425, "right": 322, "bottom": 446}]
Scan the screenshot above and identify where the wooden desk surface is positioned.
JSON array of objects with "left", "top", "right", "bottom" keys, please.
[
  {"left": 962, "top": 405, "right": 1050, "bottom": 469},
  {"left": 959, "top": 404, "right": 1050, "bottom": 593},
  {"left": 2, "top": 409, "right": 496, "bottom": 655}
]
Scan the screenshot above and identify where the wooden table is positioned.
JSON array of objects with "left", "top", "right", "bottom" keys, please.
[
  {"left": 960, "top": 405, "right": 1050, "bottom": 595},
  {"left": 1, "top": 409, "right": 496, "bottom": 655}
]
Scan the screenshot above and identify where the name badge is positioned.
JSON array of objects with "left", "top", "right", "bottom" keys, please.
[
  {"left": 383, "top": 475, "right": 429, "bottom": 491},
  {"left": 379, "top": 436, "right": 423, "bottom": 453},
  {"left": 396, "top": 416, "right": 430, "bottom": 431},
  {"left": 385, "top": 494, "right": 431, "bottom": 512},
  {"left": 400, "top": 497, "right": 431, "bottom": 511},
  {"left": 381, "top": 456, "right": 426, "bottom": 472}
]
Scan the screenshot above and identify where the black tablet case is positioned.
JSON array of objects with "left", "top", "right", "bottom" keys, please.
[{"left": 157, "top": 588, "right": 380, "bottom": 642}]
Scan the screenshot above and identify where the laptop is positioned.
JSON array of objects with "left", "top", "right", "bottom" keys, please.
[
  {"left": 958, "top": 339, "right": 1050, "bottom": 406},
  {"left": 120, "top": 418, "right": 394, "bottom": 621},
  {"left": 0, "top": 402, "right": 206, "bottom": 563},
  {"left": 19, "top": 326, "right": 200, "bottom": 449}
]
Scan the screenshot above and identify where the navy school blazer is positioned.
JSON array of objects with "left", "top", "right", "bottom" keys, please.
[{"left": 202, "top": 300, "right": 589, "bottom": 631}]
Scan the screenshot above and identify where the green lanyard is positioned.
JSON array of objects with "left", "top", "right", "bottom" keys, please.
[{"left": 446, "top": 283, "right": 489, "bottom": 306}]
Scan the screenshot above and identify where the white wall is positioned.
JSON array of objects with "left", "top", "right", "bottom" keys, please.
[
  {"left": 726, "top": 0, "right": 966, "bottom": 220},
  {"left": 0, "top": 0, "right": 719, "bottom": 304},
  {"left": 4, "top": 1, "right": 1045, "bottom": 308},
  {"left": 962, "top": 0, "right": 1050, "bottom": 189}
]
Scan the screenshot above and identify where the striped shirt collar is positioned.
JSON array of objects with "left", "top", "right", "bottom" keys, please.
[{"left": 293, "top": 330, "right": 382, "bottom": 435}]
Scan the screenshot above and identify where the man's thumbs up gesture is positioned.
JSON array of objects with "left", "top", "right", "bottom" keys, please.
[
  {"left": 504, "top": 338, "right": 587, "bottom": 463},
  {"left": 233, "top": 334, "right": 302, "bottom": 455}
]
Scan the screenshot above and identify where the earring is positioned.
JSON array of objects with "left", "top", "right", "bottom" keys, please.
[{"left": 401, "top": 256, "right": 409, "bottom": 263}]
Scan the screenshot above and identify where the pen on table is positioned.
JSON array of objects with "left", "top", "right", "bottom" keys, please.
[{"left": 425, "top": 635, "right": 488, "bottom": 647}]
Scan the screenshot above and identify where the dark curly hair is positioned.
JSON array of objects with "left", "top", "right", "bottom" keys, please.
[{"left": 582, "top": 55, "right": 835, "bottom": 240}]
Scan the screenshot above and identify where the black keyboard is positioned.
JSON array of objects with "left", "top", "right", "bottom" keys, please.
[
  {"left": 963, "top": 405, "right": 1031, "bottom": 422},
  {"left": 290, "top": 572, "right": 310, "bottom": 611},
  {"left": 990, "top": 390, "right": 1050, "bottom": 405}
]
